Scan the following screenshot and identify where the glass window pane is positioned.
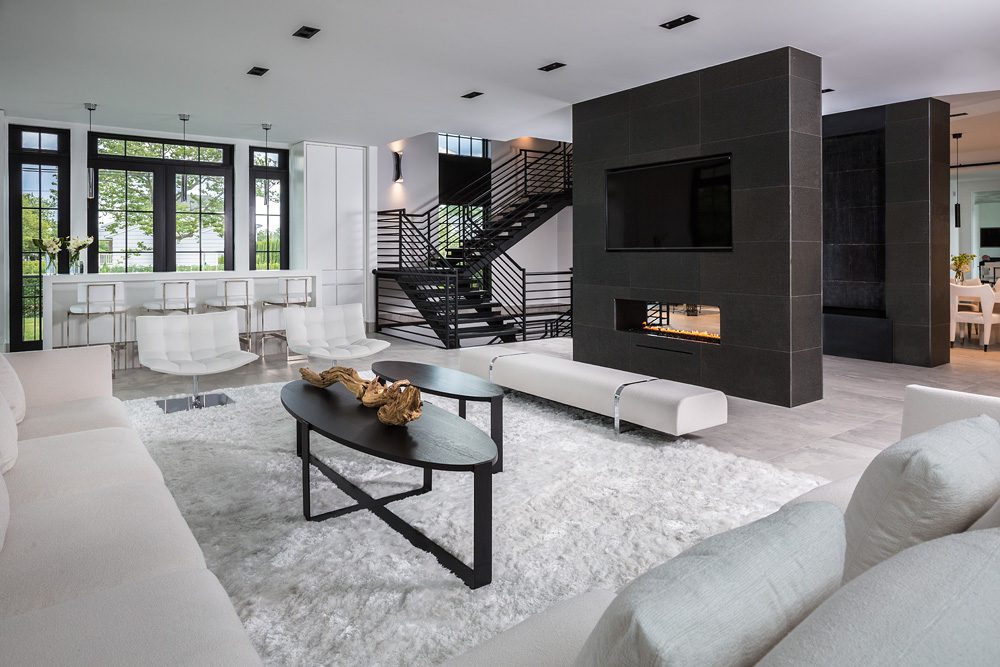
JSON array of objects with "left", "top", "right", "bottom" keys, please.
[
  {"left": 98, "top": 169, "right": 126, "bottom": 211},
  {"left": 438, "top": 134, "right": 447, "bottom": 153},
  {"left": 164, "top": 144, "right": 197, "bottom": 161},
  {"left": 201, "top": 214, "right": 225, "bottom": 251},
  {"left": 200, "top": 147, "right": 223, "bottom": 163},
  {"left": 202, "top": 252, "right": 224, "bottom": 271},
  {"left": 126, "top": 170, "right": 154, "bottom": 211},
  {"left": 98, "top": 211, "right": 126, "bottom": 250},
  {"left": 97, "top": 138, "right": 125, "bottom": 155},
  {"left": 39, "top": 209, "right": 59, "bottom": 241},
  {"left": 40, "top": 165, "right": 59, "bottom": 207},
  {"left": 176, "top": 173, "right": 198, "bottom": 211},
  {"left": 471, "top": 139, "right": 483, "bottom": 157},
  {"left": 39, "top": 133, "right": 58, "bottom": 151},
  {"left": 175, "top": 253, "right": 200, "bottom": 272},
  {"left": 201, "top": 175, "right": 225, "bottom": 213},
  {"left": 21, "top": 209, "right": 40, "bottom": 251},
  {"left": 175, "top": 213, "right": 200, "bottom": 248},
  {"left": 128, "top": 253, "right": 154, "bottom": 272},
  {"left": 21, "top": 165, "right": 40, "bottom": 203},
  {"left": 127, "top": 213, "right": 153, "bottom": 251},
  {"left": 255, "top": 215, "right": 268, "bottom": 250},
  {"left": 268, "top": 179, "right": 281, "bottom": 207},
  {"left": 447, "top": 135, "right": 459, "bottom": 155},
  {"left": 126, "top": 141, "right": 163, "bottom": 158},
  {"left": 21, "top": 132, "right": 39, "bottom": 150}
]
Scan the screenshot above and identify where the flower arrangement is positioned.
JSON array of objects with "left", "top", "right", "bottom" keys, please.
[
  {"left": 31, "top": 237, "right": 63, "bottom": 272},
  {"left": 951, "top": 253, "right": 977, "bottom": 283},
  {"left": 31, "top": 236, "right": 94, "bottom": 274},
  {"left": 66, "top": 236, "right": 94, "bottom": 264}
]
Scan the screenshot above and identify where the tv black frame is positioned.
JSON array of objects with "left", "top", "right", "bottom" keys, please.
[{"left": 604, "top": 153, "right": 734, "bottom": 252}]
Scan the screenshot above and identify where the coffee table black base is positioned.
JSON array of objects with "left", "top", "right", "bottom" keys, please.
[{"left": 298, "top": 422, "right": 493, "bottom": 589}]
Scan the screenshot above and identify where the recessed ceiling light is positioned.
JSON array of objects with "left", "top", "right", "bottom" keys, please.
[
  {"left": 821, "top": 88, "right": 835, "bottom": 93},
  {"left": 660, "top": 15, "right": 699, "bottom": 30},
  {"left": 247, "top": 66, "right": 269, "bottom": 76},
  {"left": 539, "top": 61, "right": 567, "bottom": 72},
  {"left": 951, "top": 112, "right": 969, "bottom": 118},
  {"left": 293, "top": 25, "right": 320, "bottom": 39},
  {"left": 461, "top": 91, "right": 484, "bottom": 99}
]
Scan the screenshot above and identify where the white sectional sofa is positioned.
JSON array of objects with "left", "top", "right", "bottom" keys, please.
[
  {"left": 459, "top": 346, "right": 727, "bottom": 436},
  {"left": 446, "top": 383, "right": 1000, "bottom": 665},
  {"left": 0, "top": 346, "right": 260, "bottom": 666}
]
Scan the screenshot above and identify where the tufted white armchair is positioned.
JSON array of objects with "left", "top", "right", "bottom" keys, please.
[
  {"left": 284, "top": 304, "right": 390, "bottom": 364},
  {"left": 136, "top": 309, "right": 258, "bottom": 412}
]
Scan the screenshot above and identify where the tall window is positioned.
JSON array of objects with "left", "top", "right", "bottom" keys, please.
[
  {"left": 438, "top": 133, "right": 489, "bottom": 158},
  {"left": 249, "top": 147, "right": 289, "bottom": 270},
  {"left": 87, "top": 132, "right": 233, "bottom": 272},
  {"left": 7, "top": 125, "right": 70, "bottom": 350}
]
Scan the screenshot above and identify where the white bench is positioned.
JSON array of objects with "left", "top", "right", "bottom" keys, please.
[{"left": 459, "top": 347, "right": 727, "bottom": 436}]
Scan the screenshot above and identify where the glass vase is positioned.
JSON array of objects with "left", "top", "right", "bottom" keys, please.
[{"left": 69, "top": 258, "right": 84, "bottom": 275}]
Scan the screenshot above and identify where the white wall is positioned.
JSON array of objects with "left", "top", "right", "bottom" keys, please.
[{"left": 377, "top": 132, "right": 439, "bottom": 213}]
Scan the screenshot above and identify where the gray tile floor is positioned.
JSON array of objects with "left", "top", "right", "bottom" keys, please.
[{"left": 113, "top": 335, "right": 1000, "bottom": 482}]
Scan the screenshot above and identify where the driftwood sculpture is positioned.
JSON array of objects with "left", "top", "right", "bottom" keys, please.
[{"left": 299, "top": 366, "right": 422, "bottom": 426}]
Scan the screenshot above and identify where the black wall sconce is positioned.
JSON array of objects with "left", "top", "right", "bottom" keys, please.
[{"left": 393, "top": 151, "right": 403, "bottom": 183}]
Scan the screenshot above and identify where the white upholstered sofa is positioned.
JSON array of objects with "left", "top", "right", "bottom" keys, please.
[
  {"left": 0, "top": 346, "right": 260, "bottom": 665},
  {"left": 446, "top": 383, "right": 1000, "bottom": 666}
]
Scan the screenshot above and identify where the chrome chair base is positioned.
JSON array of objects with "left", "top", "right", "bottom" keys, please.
[{"left": 156, "top": 392, "right": 234, "bottom": 414}]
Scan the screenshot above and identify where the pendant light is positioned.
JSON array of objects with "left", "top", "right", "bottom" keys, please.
[
  {"left": 85, "top": 103, "right": 97, "bottom": 199},
  {"left": 262, "top": 122, "right": 272, "bottom": 201},
  {"left": 954, "top": 132, "right": 963, "bottom": 229},
  {"left": 179, "top": 113, "right": 190, "bottom": 203}
]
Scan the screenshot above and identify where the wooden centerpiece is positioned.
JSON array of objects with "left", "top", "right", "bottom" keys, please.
[{"left": 300, "top": 366, "right": 422, "bottom": 426}]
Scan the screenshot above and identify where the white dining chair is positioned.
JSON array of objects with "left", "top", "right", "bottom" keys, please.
[
  {"left": 951, "top": 283, "right": 1000, "bottom": 351},
  {"left": 284, "top": 304, "right": 390, "bottom": 364},
  {"left": 136, "top": 309, "right": 259, "bottom": 413},
  {"left": 260, "top": 276, "right": 315, "bottom": 349},
  {"left": 66, "top": 281, "right": 127, "bottom": 374},
  {"left": 143, "top": 280, "right": 197, "bottom": 315}
]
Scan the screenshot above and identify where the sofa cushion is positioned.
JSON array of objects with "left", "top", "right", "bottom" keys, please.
[
  {"left": 0, "top": 472, "right": 8, "bottom": 551},
  {"left": 0, "top": 568, "right": 261, "bottom": 666},
  {"left": 970, "top": 495, "right": 1000, "bottom": 531},
  {"left": 843, "top": 415, "right": 1000, "bottom": 581},
  {"left": 0, "top": 392, "right": 17, "bottom": 473},
  {"left": 443, "top": 590, "right": 616, "bottom": 667},
  {"left": 575, "top": 502, "right": 846, "bottom": 667},
  {"left": 5, "top": 428, "right": 163, "bottom": 505},
  {"left": 758, "top": 529, "right": 1000, "bottom": 666},
  {"left": 16, "top": 395, "right": 130, "bottom": 441},
  {"left": 0, "top": 354, "right": 26, "bottom": 423},
  {"left": 0, "top": 481, "right": 205, "bottom": 618},
  {"left": 783, "top": 474, "right": 860, "bottom": 513}
]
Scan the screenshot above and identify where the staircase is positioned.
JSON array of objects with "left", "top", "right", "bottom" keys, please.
[{"left": 375, "top": 143, "right": 573, "bottom": 348}]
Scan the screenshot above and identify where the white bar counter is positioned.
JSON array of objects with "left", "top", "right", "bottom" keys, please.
[{"left": 42, "top": 269, "right": 322, "bottom": 349}]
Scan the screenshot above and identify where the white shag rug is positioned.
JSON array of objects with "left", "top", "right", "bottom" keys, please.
[{"left": 125, "top": 382, "right": 821, "bottom": 666}]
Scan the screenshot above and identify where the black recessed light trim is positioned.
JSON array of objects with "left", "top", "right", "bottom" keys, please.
[
  {"left": 247, "top": 66, "right": 269, "bottom": 77},
  {"left": 539, "top": 61, "right": 567, "bottom": 72},
  {"left": 821, "top": 88, "right": 835, "bottom": 93},
  {"left": 660, "top": 14, "right": 699, "bottom": 30},
  {"left": 293, "top": 25, "right": 321, "bottom": 39},
  {"left": 951, "top": 112, "right": 969, "bottom": 118},
  {"left": 461, "top": 91, "right": 484, "bottom": 99}
]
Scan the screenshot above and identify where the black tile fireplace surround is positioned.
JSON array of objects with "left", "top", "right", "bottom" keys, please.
[{"left": 572, "top": 47, "right": 824, "bottom": 407}]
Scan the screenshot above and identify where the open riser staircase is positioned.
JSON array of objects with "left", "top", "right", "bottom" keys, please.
[{"left": 375, "top": 143, "right": 573, "bottom": 348}]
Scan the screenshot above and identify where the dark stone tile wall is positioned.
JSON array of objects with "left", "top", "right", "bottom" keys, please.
[
  {"left": 823, "top": 99, "right": 950, "bottom": 367},
  {"left": 572, "top": 47, "right": 824, "bottom": 407}
]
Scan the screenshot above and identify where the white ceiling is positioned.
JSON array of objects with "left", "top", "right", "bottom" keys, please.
[{"left": 2, "top": 0, "right": 1000, "bottom": 146}]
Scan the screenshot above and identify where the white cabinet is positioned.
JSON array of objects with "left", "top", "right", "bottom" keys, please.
[{"left": 289, "top": 141, "right": 373, "bottom": 318}]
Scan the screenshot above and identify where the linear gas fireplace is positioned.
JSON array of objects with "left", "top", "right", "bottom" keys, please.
[{"left": 615, "top": 299, "right": 721, "bottom": 344}]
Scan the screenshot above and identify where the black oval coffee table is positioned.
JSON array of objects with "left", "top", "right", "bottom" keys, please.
[
  {"left": 281, "top": 380, "right": 497, "bottom": 589},
  {"left": 371, "top": 360, "right": 506, "bottom": 472}
]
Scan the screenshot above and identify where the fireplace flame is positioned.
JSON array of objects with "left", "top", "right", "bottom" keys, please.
[{"left": 641, "top": 321, "right": 721, "bottom": 343}]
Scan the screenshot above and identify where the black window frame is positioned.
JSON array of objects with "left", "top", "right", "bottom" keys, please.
[
  {"left": 7, "top": 124, "right": 71, "bottom": 351},
  {"left": 248, "top": 146, "right": 289, "bottom": 270},
  {"left": 438, "top": 133, "right": 490, "bottom": 158},
  {"left": 86, "top": 131, "right": 235, "bottom": 273}
]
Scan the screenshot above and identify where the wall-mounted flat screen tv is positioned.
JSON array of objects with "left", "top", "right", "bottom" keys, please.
[
  {"left": 606, "top": 154, "right": 733, "bottom": 251},
  {"left": 981, "top": 227, "right": 1000, "bottom": 248}
]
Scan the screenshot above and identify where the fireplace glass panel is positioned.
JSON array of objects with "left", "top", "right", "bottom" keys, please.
[{"left": 615, "top": 299, "right": 721, "bottom": 344}]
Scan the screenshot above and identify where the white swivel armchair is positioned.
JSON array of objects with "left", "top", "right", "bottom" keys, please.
[
  {"left": 136, "top": 309, "right": 259, "bottom": 412},
  {"left": 284, "top": 304, "right": 390, "bottom": 364},
  {"left": 951, "top": 283, "right": 1000, "bottom": 351}
]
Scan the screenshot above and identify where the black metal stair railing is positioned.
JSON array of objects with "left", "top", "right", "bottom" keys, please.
[{"left": 374, "top": 142, "right": 573, "bottom": 348}]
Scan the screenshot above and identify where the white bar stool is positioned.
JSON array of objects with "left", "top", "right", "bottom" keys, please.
[
  {"left": 143, "top": 280, "right": 197, "bottom": 315},
  {"left": 66, "top": 281, "right": 127, "bottom": 374},
  {"left": 203, "top": 278, "right": 254, "bottom": 352},
  {"left": 259, "top": 276, "right": 314, "bottom": 350}
]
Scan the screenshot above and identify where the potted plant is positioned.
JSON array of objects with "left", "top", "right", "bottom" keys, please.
[
  {"left": 31, "top": 237, "right": 63, "bottom": 274},
  {"left": 951, "top": 253, "right": 977, "bottom": 283},
  {"left": 65, "top": 236, "right": 94, "bottom": 274}
]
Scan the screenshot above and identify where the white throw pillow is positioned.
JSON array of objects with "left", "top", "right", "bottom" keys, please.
[
  {"left": 574, "top": 502, "right": 845, "bottom": 667},
  {"left": 0, "top": 471, "right": 8, "bottom": 550},
  {"left": 969, "top": 496, "right": 1000, "bottom": 531},
  {"left": 759, "top": 529, "right": 1000, "bottom": 665},
  {"left": 843, "top": 415, "right": 1000, "bottom": 581},
  {"left": 0, "top": 355, "right": 25, "bottom": 424},
  {"left": 0, "top": 394, "right": 17, "bottom": 473}
]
